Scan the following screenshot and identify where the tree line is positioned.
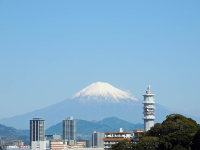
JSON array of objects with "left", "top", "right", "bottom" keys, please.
[{"left": 111, "top": 114, "right": 200, "bottom": 150}]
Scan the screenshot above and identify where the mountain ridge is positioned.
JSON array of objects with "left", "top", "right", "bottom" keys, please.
[
  {"left": 0, "top": 117, "right": 143, "bottom": 144},
  {"left": 0, "top": 82, "right": 199, "bottom": 129},
  {"left": 46, "top": 117, "right": 143, "bottom": 140},
  {"left": 0, "top": 123, "right": 29, "bottom": 145}
]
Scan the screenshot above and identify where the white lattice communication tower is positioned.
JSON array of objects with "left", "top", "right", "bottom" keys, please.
[{"left": 143, "top": 85, "right": 155, "bottom": 131}]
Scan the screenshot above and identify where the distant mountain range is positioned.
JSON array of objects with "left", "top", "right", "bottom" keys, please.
[
  {"left": 0, "top": 82, "right": 199, "bottom": 129},
  {"left": 0, "top": 117, "right": 143, "bottom": 143},
  {"left": 0, "top": 124, "right": 29, "bottom": 145},
  {"left": 47, "top": 117, "right": 143, "bottom": 140}
]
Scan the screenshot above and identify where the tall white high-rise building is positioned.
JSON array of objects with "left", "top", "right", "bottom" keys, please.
[
  {"left": 30, "top": 118, "right": 46, "bottom": 150},
  {"left": 143, "top": 85, "right": 155, "bottom": 132},
  {"left": 63, "top": 116, "right": 76, "bottom": 145}
]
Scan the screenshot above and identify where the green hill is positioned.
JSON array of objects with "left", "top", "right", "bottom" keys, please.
[{"left": 0, "top": 124, "right": 29, "bottom": 145}]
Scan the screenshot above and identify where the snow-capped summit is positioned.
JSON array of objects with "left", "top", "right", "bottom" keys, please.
[{"left": 72, "top": 82, "right": 137, "bottom": 103}]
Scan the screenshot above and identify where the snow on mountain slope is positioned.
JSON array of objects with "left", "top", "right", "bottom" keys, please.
[{"left": 72, "top": 82, "right": 137, "bottom": 103}]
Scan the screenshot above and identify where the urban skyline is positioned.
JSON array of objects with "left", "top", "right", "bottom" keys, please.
[
  {"left": 0, "top": 0, "right": 200, "bottom": 149},
  {"left": 26, "top": 85, "right": 152, "bottom": 149},
  {"left": 1, "top": 85, "right": 199, "bottom": 149}
]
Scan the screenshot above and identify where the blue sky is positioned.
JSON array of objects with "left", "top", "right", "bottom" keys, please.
[{"left": 0, "top": 0, "right": 200, "bottom": 119}]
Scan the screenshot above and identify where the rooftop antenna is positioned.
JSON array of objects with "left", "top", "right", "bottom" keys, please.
[{"left": 147, "top": 85, "right": 151, "bottom": 94}]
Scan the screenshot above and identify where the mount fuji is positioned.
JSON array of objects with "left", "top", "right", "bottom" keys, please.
[
  {"left": 72, "top": 82, "right": 137, "bottom": 103},
  {"left": 0, "top": 82, "right": 171, "bottom": 129}
]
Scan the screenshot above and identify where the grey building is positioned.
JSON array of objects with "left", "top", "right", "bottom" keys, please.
[
  {"left": 63, "top": 116, "right": 76, "bottom": 145},
  {"left": 30, "top": 118, "right": 46, "bottom": 150},
  {"left": 92, "top": 131, "right": 104, "bottom": 148},
  {"left": 78, "top": 140, "right": 92, "bottom": 148}
]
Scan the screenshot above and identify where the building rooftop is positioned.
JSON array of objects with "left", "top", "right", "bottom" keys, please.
[
  {"left": 133, "top": 129, "right": 144, "bottom": 132},
  {"left": 31, "top": 118, "right": 44, "bottom": 120},
  {"left": 103, "top": 138, "right": 132, "bottom": 142},
  {"left": 104, "top": 132, "right": 131, "bottom": 134}
]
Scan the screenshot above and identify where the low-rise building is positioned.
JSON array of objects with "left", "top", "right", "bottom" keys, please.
[
  {"left": 78, "top": 140, "right": 92, "bottom": 148},
  {"left": 50, "top": 140, "right": 88, "bottom": 150},
  {"left": 65, "top": 148, "right": 103, "bottom": 150},
  {"left": 46, "top": 134, "right": 62, "bottom": 148},
  {"left": 50, "top": 141, "right": 67, "bottom": 150},
  {"left": 6, "top": 146, "right": 31, "bottom": 150},
  {"left": 133, "top": 129, "right": 144, "bottom": 143},
  {"left": 103, "top": 128, "right": 132, "bottom": 150}
]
